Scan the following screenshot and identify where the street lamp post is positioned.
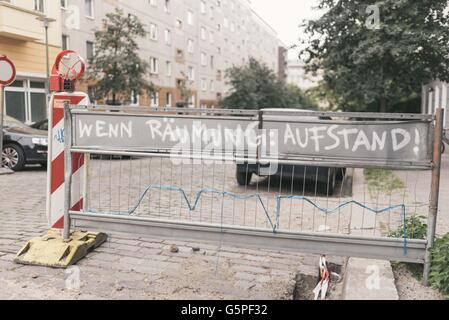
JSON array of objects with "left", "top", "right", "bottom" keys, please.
[{"left": 36, "top": 16, "right": 56, "bottom": 94}]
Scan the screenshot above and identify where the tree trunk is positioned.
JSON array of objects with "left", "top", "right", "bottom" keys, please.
[{"left": 380, "top": 97, "right": 388, "bottom": 113}]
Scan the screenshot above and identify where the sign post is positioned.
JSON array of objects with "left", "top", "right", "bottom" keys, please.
[
  {"left": 14, "top": 50, "right": 106, "bottom": 269},
  {"left": 0, "top": 55, "right": 17, "bottom": 173},
  {"left": 47, "top": 50, "right": 89, "bottom": 234}
]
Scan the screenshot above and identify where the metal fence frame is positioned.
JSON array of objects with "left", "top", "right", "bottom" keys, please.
[
  {"left": 422, "top": 81, "right": 448, "bottom": 147},
  {"left": 62, "top": 103, "right": 444, "bottom": 285}
]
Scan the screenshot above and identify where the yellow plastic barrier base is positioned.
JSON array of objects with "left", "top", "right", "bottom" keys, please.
[{"left": 14, "top": 229, "right": 107, "bottom": 268}]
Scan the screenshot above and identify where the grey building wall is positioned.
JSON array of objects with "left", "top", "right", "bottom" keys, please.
[
  {"left": 286, "top": 60, "right": 321, "bottom": 90},
  {"left": 61, "top": 0, "right": 282, "bottom": 108},
  {"left": 278, "top": 46, "right": 288, "bottom": 81}
]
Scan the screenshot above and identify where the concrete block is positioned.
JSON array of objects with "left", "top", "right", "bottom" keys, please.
[{"left": 343, "top": 258, "right": 398, "bottom": 300}]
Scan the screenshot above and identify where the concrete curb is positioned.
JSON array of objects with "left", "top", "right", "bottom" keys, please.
[
  {"left": 0, "top": 168, "right": 14, "bottom": 175},
  {"left": 342, "top": 258, "right": 399, "bottom": 300}
]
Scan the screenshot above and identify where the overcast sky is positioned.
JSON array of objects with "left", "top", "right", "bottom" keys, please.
[{"left": 250, "top": 0, "right": 323, "bottom": 60}]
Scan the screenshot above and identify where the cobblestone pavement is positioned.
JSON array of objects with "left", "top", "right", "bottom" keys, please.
[{"left": 0, "top": 166, "right": 345, "bottom": 300}]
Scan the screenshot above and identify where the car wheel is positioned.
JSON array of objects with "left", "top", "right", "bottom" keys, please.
[
  {"left": 442, "top": 142, "right": 446, "bottom": 154},
  {"left": 236, "top": 169, "right": 253, "bottom": 186},
  {"left": 2, "top": 144, "right": 26, "bottom": 171}
]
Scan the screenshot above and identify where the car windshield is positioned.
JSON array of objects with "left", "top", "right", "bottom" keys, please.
[
  {"left": 31, "top": 120, "right": 48, "bottom": 131},
  {"left": 3, "top": 116, "right": 28, "bottom": 129}
]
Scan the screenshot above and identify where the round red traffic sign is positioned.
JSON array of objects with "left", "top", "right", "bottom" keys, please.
[
  {"left": 0, "top": 56, "right": 16, "bottom": 86},
  {"left": 54, "top": 50, "right": 85, "bottom": 81}
]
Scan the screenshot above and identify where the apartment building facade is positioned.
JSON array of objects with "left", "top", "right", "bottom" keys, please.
[
  {"left": 0, "top": 0, "right": 62, "bottom": 124},
  {"left": 278, "top": 46, "right": 288, "bottom": 82},
  {"left": 61, "top": 0, "right": 284, "bottom": 108},
  {"left": 287, "top": 60, "right": 321, "bottom": 90}
]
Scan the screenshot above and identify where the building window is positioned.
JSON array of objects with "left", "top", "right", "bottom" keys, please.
[
  {"left": 86, "top": 41, "right": 94, "bottom": 60},
  {"left": 201, "top": 52, "right": 207, "bottom": 66},
  {"left": 209, "top": 31, "right": 214, "bottom": 43},
  {"left": 201, "top": 79, "right": 207, "bottom": 91},
  {"left": 60, "top": 0, "right": 68, "bottom": 9},
  {"left": 210, "top": 80, "right": 215, "bottom": 92},
  {"left": 150, "top": 57, "right": 159, "bottom": 74},
  {"left": 188, "top": 95, "right": 195, "bottom": 108},
  {"left": 151, "top": 91, "right": 159, "bottom": 107},
  {"left": 200, "top": 27, "right": 206, "bottom": 40},
  {"left": 210, "top": 56, "right": 214, "bottom": 69},
  {"left": 200, "top": 1, "right": 206, "bottom": 14},
  {"left": 164, "top": 29, "right": 171, "bottom": 45},
  {"left": 188, "top": 66, "right": 195, "bottom": 81},
  {"left": 166, "top": 61, "right": 172, "bottom": 77},
  {"left": 150, "top": 23, "right": 158, "bottom": 41},
  {"left": 164, "top": 0, "right": 170, "bottom": 13},
  {"left": 85, "top": 0, "right": 95, "bottom": 18},
  {"left": 166, "top": 92, "right": 172, "bottom": 107},
  {"left": 130, "top": 90, "right": 140, "bottom": 106},
  {"left": 34, "top": 0, "right": 45, "bottom": 13},
  {"left": 62, "top": 35, "right": 70, "bottom": 50},
  {"left": 4, "top": 79, "right": 47, "bottom": 125},
  {"left": 187, "top": 10, "right": 194, "bottom": 25},
  {"left": 209, "top": 6, "right": 214, "bottom": 19},
  {"left": 176, "top": 19, "right": 182, "bottom": 29},
  {"left": 149, "top": 0, "right": 157, "bottom": 6},
  {"left": 187, "top": 39, "right": 194, "bottom": 53}
]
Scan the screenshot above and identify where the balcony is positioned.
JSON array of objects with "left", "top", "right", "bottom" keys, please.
[
  {"left": 175, "top": 49, "right": 185, "bottom": 64},
  {"left": 0, "top": 2, "right": 45, "bottom": 41}
]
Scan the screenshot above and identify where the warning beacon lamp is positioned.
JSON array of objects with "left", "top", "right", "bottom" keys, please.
[{"left": 50, "top": 50, "right": 85, "bottom": 93}]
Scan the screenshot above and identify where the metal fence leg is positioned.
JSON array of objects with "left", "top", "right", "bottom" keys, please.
[
  {"left": 63, "top": 102, "right": 73, "bottom": 242},
  {"left": 423, "top": 108, "right": 444, "bottom": 286},
  {"left": 83, "top": 153, "right": 90, "bottom": 213}
]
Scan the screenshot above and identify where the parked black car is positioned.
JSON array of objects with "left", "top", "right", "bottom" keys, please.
[
  {"left": 236, "top": 109, "right": 346, "bottom": 195},
  {"left": 1, "top": 116, "right": 48, "bottom": 171},
  {"left": 30, "top": 119, "right": 48, "bottom": 131}
]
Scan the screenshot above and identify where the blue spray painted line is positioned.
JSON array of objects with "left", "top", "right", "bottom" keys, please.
[
  {"left": 276, "top": 196, "right": 408, "bottom": 254},
  {"left": 89, "top": 185, "right": 277, "bottom": 231},
  {"left": 88, "top": 185, "right": 408, "bottom": 254}
]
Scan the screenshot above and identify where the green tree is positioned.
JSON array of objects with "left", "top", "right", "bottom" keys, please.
[
  {"left": 285, "top": 84, "right": 319, "bottom": 110},
  {"left": 221, "top": 58, "right": 300, "bottom": 109},
  {"left": 88, "top": 8, "right": 154, "bottom": 105},
  {"left": 306, "top": 81, "right": 344, "bottom": 111},
  {"left": 300, "top": 0, "right": 449, "bottom": 112}
]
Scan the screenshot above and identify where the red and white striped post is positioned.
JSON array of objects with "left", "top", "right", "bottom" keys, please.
[{"left": 46, "top": 50, "right": 89, "bottom": 230}]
